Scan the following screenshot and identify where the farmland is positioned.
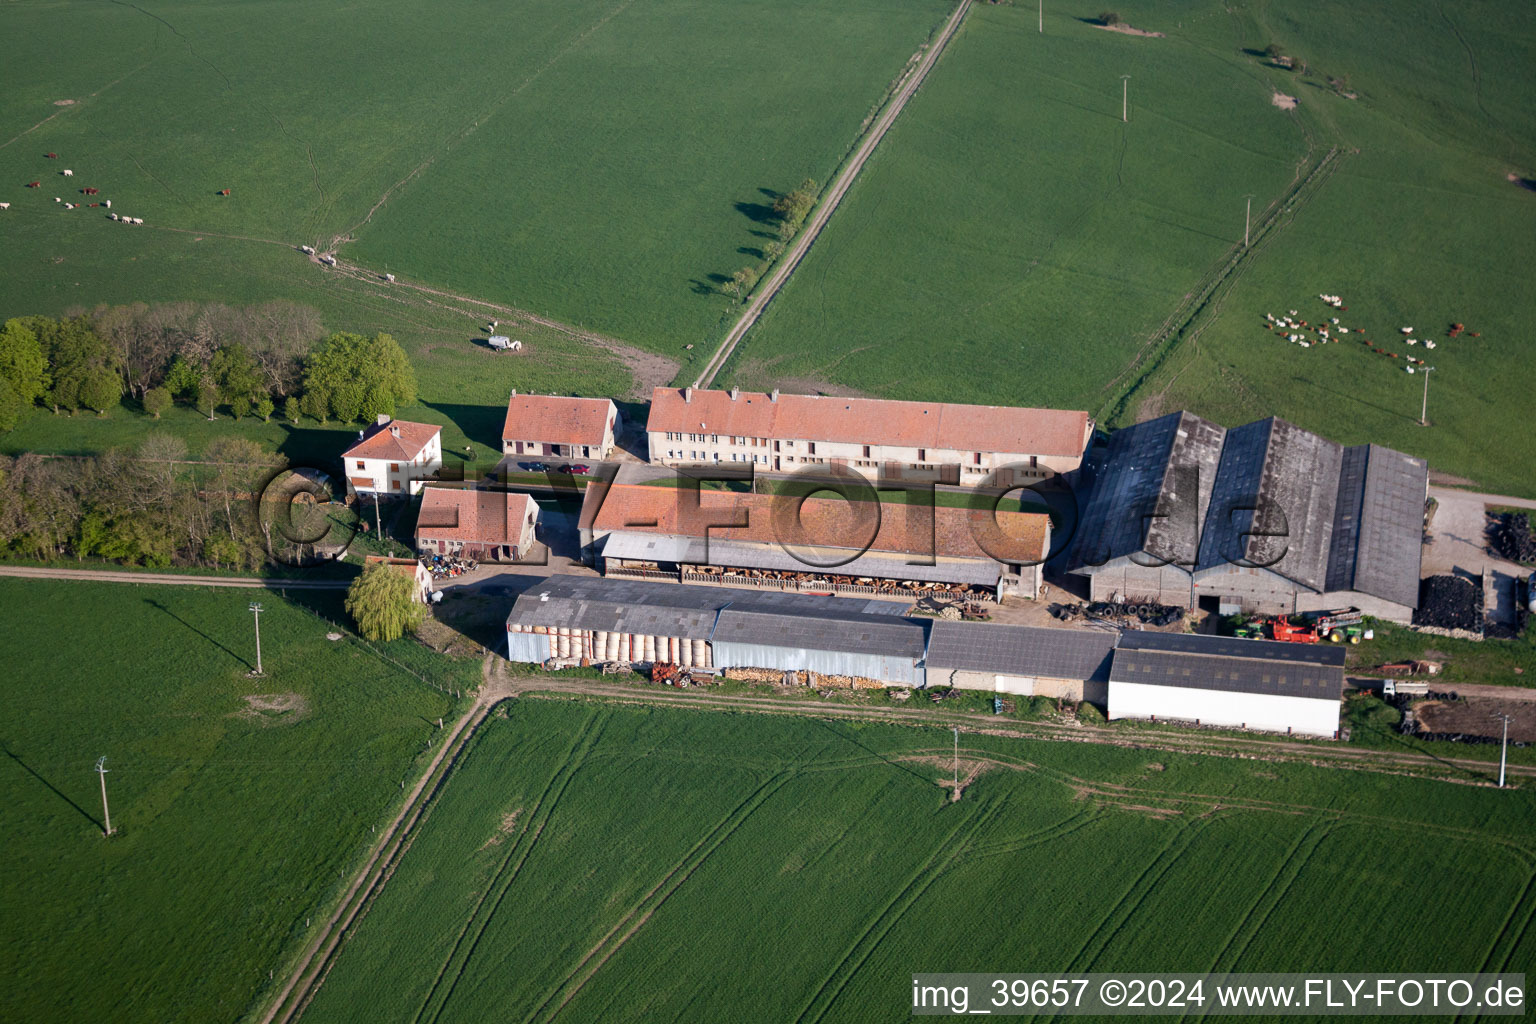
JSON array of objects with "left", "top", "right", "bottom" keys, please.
[
  {"left": 299, "top": 697, "right": 1536, "bottom": 1023},
  {"left": 0, "top": 0, "right": 954, "bottom": 377},
  {"left": 729, "top": 0, "right": 1536, "bottom": 496},
  {"left": 0, "top": 580, "right": 470, "bottom": 1024}
]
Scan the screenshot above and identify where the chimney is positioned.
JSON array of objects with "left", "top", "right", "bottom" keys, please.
[
  {"left": 376, "top": 413, "right": 391, "bottom": 426},
  {"left": 684, "top": 386, "right": 694, "bottom": 404},
  {"left": 390, "top": 424, "right": 400, "bottom": 438},
  {"left": 770, "top": 388, "right": 779, "bottom": 402},
  {"left": 729, "top": 387, "right": 739, "bottom": 400},
  {"left": 510, "top": 388, "right": 517, "bottom": 398}
]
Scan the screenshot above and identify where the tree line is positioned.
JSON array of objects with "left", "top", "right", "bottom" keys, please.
[
  {"left": 0, "top": 300, "right": 418, "bottom": 432},
  {"left": 723, "top": 178, "right": 818, "bottom": 302},
  {"left": 0, "top": 437, "right": 281, "bottom": 569}
]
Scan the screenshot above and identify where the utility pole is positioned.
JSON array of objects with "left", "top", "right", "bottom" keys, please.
[
  {"left": 249, "top": 601, "right": 264, "bottom": 676},
  {"left": 1121, "top": 75, "right": 1131, "bottom": 123},
  {"left": 95, "top": 757, "right": 112, "bottom": 837},
  {"left": 1418, "top": 366, "right": 1436, "bottom": 426},
  {"left": 1244, "top": 194, "right": 1255, "bottom": 247},
  {"left": 1494, "top": 713, "right": 1513, "bottom": 788},
  {"left": 373, "top": 494, "right": 382, "bottom": 540},
  {"left": 1038, "top": 0, "right": 1043, "bottom": 33}
]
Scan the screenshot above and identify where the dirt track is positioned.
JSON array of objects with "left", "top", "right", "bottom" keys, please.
[{"left": 0, "top": 565, "right": 349, "bottom": 589}]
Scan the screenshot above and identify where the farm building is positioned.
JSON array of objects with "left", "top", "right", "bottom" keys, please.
[
  {"left": 646, "top": 386, "right": 1092, "bottom": 485},
  {"left": 362, "top": 555, "right": 433, "bottom": 603},
  {"left": 502, "top": 391, "right": 620, "bottom": 460},
  {"left": 1107, "top": 632, "right": 1345, "bottom": 738},
  {"left": 924, "top": 620, "right": 1116, "bottom": 703},
  {"left": 504, "top": 576, "right": 926, "bottom": 683},
  {"left": 584, "top": 479, "right": 1052, "bottom": 599},
  {"left": 341, "top": 416, "right": 443, "bottom": 498},
  {"left": 1067, "top": 412, "right": 1427, "bottom": 623},
  {"left": 414, "top": 486, "right": 538, "bottom": 561}
]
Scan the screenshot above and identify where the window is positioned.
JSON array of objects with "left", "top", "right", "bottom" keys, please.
[
  {"left": 807, "top": 441, "right": 816, "bottom": 455},
  {"left": 390, "top": 480, "right": 401, "bottom": 491},
  {"left": 918, "top": 449, "right": 926, "bottom": 462},
  {"left": 862, "top": 445, "right": 871, "bottom": 458},
  {"left": 355, "top": 460, "right": 365, "bottom": 470},
  {"left": 973, "top": 452, "right": 982, "bottom": 465},
  {"left": 710, "top": 434, "right": 718, "bottom": 443},
  {"left": 390, "top": 463, "right": 400, "bottom": 472}
]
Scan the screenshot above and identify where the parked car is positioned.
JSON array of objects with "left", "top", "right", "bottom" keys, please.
[
  {"left": 519, "top": 461, "right": 548, "bottom": 472},
  {"left": 567, "top": 464, "right": 591, "bottom": 475}
]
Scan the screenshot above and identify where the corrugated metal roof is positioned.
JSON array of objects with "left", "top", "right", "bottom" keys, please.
[
  {"left": 1069, "top": 412, "right": 1224, "bottom": 571},
  {"left": 1195, "top": 418, "right": 1342, "bottom": 591},
  {"left": 1116, "top": 630, "right": 1347, "bottom": 666},
  {"left": 1325, "top": 444, "right": 1426, "bottom": 608},
  {"left": 600, "top": 531, "right": 1003, "bottom": 586},
  {"left": 711, "top": 609, "right": 926, "bottom": 659},
  {"left": 1110, "top": 647, "right": 1343, "bottom": 700},
  {"left": 926, "top": 620, "right": 1116, "bottom": 680}
]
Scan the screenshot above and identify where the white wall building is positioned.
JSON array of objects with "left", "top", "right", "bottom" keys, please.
[
  {"left": 342, "top": 416, "right": 443, "bottom": 497},
  {"left": 502, "top": 391, "right": 621, "bottom": 461},
  {"left": 646, "top": 386, "right": 1092, "bottom": 484},
  {"left": 1107, "top": 633, "right": 1344, "bottom": 738}
]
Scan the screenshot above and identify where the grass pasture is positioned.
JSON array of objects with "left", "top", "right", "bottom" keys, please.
[
  {"left": 300, "top": 698, "right": 1536, "bottom": 1023},
  {"left": 729, "top": 0, "right": 1536, "bottom": 496},
  {"left": 0, "top": 580, "right": 468, "bottom": 1024},
  {"left": 729, "top": 2, "right": 1308, "bottom": 407}
]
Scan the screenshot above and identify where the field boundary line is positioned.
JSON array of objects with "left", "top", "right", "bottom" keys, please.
[
  {"left": 525, "top": 769, "right": 799, "bottom": 1022},
  {"left": 417, "top": 708, "right": 611, "bottom": 1024},
  {"left": 0, "top": 565, "right": 348, "bottom": 589},
  {"left": 692, "top": 0, "right": 974, "bottom": 389},
  {"left": 256, "top": 691, "right": 497, "bottom": 1024}
]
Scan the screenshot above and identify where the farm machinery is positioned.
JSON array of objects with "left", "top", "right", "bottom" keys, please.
[{"left": 1233, "top": 609, "right": 1374, "bottom": 644}]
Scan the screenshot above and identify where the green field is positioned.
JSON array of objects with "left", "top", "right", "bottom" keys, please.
[
  {"left": 729, "top": 0, "right": 1536, "bottom": 496},
  {"left": 0, "top": 580, "right": 470, "bottom": 1024},
  {"left": 0, "top": 0, "right": 952, "bottom": 360},
  {"left": 301, "top": 698, "right": 1536, "bottom": 1023}
]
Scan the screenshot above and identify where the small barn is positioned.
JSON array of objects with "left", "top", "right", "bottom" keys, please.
[
  {"left": 415, "top": 487, "right": 538, "bottom": 561},
  {"left": 502, "top": 391, "right": 620, "bottom": 460},
  {"left": 363, "top": 555, "right": 433, "bottom": 604},
  {"left": 924, "top": 620, "right": 1116, "bottom": 702},
  {"left": 1107, "top": 632, "right": 1344, "bottom": 737}
]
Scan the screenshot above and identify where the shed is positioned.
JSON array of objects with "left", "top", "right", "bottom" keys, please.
[{"left": 924, "top": 620, "right": 1116, "bottom": 702}]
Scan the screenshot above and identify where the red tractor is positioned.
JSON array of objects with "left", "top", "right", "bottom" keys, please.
[{"left": 1269, "top": 617, "right": 1320, "bottom": 644}]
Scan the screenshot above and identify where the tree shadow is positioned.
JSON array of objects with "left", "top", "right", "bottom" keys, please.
[
  {"left": 1514, "top": 176, "right": 1536, "bottom": 193},
  {"left": 734, "top": 200, "right": 778, "bottom": 225},
  {"left": 738, "top": 245, "right": 766, "bottom": 260},
  {"left": 2, "top": 740, "right": 102, "bottom": 830},
  {"left": 146, "top": 598, "right": 253, "bottom": 669},
  {"left": 274, "top": 423, "right": 356, "bottom": 466},
  {"left": 421, "top": 401, "right": 509, "bottom": 451}
]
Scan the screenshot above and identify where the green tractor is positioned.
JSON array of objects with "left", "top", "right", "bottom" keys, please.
[{"left": 1304, "top": 609, "right": 1374, "bottom": 643}]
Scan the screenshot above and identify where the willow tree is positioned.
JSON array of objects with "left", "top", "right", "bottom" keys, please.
[{"left": 345, "top": 562, "right": 426, "bottom": 642}]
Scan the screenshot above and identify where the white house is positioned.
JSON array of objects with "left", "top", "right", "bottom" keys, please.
[
  {"left": 342, "top": 416, "right": 443, "bottom": 498},
  {"left": 502, "top": 391, "right": 620, "bottom": 461},
  {"left": 1107, "top": 632, "right": 1344, "bottom": 738},
  {"left": 645, "top": 387, "right": 1092, "bottom": 485}
]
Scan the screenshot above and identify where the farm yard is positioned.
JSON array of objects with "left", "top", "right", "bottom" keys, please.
[
  {"left": 0, "top": 580, "right": 469, "bottom": 1024},
  {"left": 297, "top": 698, "right": 1536, "bottom": 1024}
]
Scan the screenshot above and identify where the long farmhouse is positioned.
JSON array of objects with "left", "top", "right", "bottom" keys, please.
[{"left": 646, "top": 386, "right": 1093, "bottom": 485}]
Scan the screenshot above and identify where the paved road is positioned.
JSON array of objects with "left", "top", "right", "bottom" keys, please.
[
  {"left": 0, "top": 566, "right": 350, "bottom": 589},
  {"left": 694, "top": 0, "right": 973, "bottom": 388}
]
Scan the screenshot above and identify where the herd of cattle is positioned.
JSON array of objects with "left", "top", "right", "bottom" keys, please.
[{"left": 7, "top": 150, "right": 233, "bottom": 222}]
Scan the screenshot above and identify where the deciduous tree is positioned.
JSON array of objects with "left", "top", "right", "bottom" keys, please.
[{"left": 345, "top": 562, "right": 426, "bottom": 641}]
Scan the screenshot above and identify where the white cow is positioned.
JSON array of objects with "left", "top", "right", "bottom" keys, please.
[
  {"left": 0, "top": 203, "right": 9, "bottom": 210},
  {"left": 104, "top": 200, "right": 111, "bottom": 208},
  {"left": 133, "top": 217, "right": 144, "bottom": 225},
  {"left": 62, "top": 169, "right": 73, "bottom": 177}
]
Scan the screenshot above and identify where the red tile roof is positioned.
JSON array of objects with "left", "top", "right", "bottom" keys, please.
[
  {"left": 342, "top": 420, "right": 441, "bottom": 461},
  {"left": 363, "top": 555, "right": 428, "bottom": 583},
  {"left": 415, "top": 487, "right": 537, "bottom": 547},
  {"left": 502, "top": 394, "right": 614, "bottom": 447},
  {"left": 590, "top": 484, "right": 1048, "bottom": 562},
  {"left": 647, "top": 388, "right": 1090, "bottom": 457}
]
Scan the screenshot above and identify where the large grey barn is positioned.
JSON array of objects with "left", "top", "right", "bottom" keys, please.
[{"left": 1068, "top": 412, "right": 1427, "bottom": 622}]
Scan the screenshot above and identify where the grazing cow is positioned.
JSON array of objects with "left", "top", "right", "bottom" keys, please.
[
  {"left": 217, "top": 189, "right": 230, "bottom": 196},
  {"left": 45, "top": 153, "right": 57, "bottom": 159},
  {"left": 133, "top": 217, "right": 144, "bottom": 225},
  {"left": 110, "top": 213, "right": 119, "bottom": 220},
  {"left": 82, "top": 187, "right": 99, "bottom": 195},
  {"left": 26, "top": 181, "right": 40, "bottom": 188},
  {"left": 0, "top": 203, "right": 10, "bottom": 210},
  {"left": 62, "top": 169, "right": 73, "bottom": 177},
  {"left": 104, "top": 200, "right": 111, "bottom": 208}
]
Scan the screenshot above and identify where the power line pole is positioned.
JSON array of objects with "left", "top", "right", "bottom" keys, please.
[
  {"left": 1121, "top": 75, "right": 1131, "bottom": 123},
  {"left": 1418, "top": 366, "right": 1436, "bottom": 426},
  {"left": 1493, "top": 713, "right": 1512, "bottom": 788},
  {"left": 1038, "top": 0, "right": 1043, "bottom": 33},
  {"left": 249, "top": 601, "right": 264, "bottom": 675},
  {"left": 373, "top": 494, "right": 382, "bottom": 540},
  {"left": 95, "top": 756, "right": 113, "bottom": 837},
  {"left": 1244, "top": 194, "right": 1255, "bottom": 247}
]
